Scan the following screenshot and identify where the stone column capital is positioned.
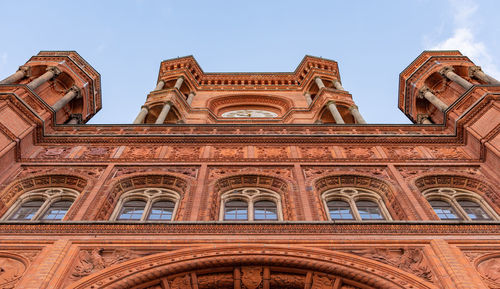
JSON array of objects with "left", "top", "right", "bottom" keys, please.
[
  {"left": 348, "top": 104, "right": 359, "bottom": 111},
  {"left": 68, "top": 85, "right": 81, "bottom": 98},
  {"left": 189, "top": 91, "right": 196, "bottom": 96},
  {"left": 46, "top": 66, "right": 61, "bottom": 77},
  {"left": 418, "top": 86, "right": 432, "bottom": 98},
  {"left": 141, "top": 105, "right": 149, "bottom": 110},
  {"left": 439, "top": 66, "right": 454, "bottom": 76},
  {"left": 326, "top": 100, "right": 337, "bottom": 106},
  {"left": 18, "top": 65, "right": 31, "bottom": 77},
  {"left": 164, "top": 100, "right": 173, "bottom": 105}
]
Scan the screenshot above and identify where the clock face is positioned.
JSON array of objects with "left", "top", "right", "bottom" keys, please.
[{"left": 221, "top": 110, "right": 278, "bottom": 118}]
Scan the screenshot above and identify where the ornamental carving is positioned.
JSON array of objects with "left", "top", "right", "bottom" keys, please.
[
  {"left": 255, "top": 146, "right": 289, "bottom": 159},
  {"left": 311, "top": 273, "right": 334, "bottom": 289},
  {"left": 212, "top": 146, "right": 245, "bottom": 159},
  {"left": 477, "top": 256, "right": 500, "bottom": 288},
  {"left": 168, "top": 146, "right": 202, "bottom": 160},
  {"left": 0, "top": 256, "right": 26, "bottom": 289},
  {"left": 343, "top": 147, "right": 376, "bottom": 159},
  {"left": 170, "top": 275, "right": 192, "bottom": 289},
  {"left": 208, "top": 166, "right": 293, "bottom": 180},
  {"left": 384, "top": 147, "right": 422, "bottom": 159},
  {"left": 299, "top": 146, "right": 333, "bottom": 159},
  {"left": 33, "top": 147, "right": 72, "bottom": 159},
  {"left": 428, "top": 147, "right": 468, "bottom": 159},
  {"left": 397, "top": 166, "right": 481, "bottom": 179},
  {"left": 241, "top": 267, "right": 262, "bottom": 289},
  {"left": 80, "top": 147, "right": 113, "bottom": 160},
  {"left": 71, "top": 248, "right": 141, "bottom": 279},
  {"left": 120, "top": 146, "right": 160, "bottom": 159},
  {"left": 349, "top": 248, "right": 434, "bottom": 283},
  {"left": 114, "top": 166, "right": 198, "bottom": 178}
]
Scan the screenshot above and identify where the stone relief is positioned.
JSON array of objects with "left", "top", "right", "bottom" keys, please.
[
  {"left": 212, "top": 146, "right": 245, "bottom": 159},
  {"left": 476, "top": 256, "right": 500, "bottom": 288},
  {"left": 349, "top": 248, "right": 434, "bottom": 283},
  {"left": 170, "top": 274, "right": 192, "bottom": 289},
  {"left": 71, "top": 249, "right": 141, "bottom": 279},
  {"left": 120, "top": 146, "right": 160, "bottom": 159},
  {"left": 311, "top": 273, "right": 334, "bottom": 289},
  {"left": 255, "top": 146, "right": 288, "bottom": 159},
  {"left": 397, "top": 166, "right": 481, "bottom": 179},
  {"left": 241, "top": 267, "right": 262, "bottom": 289},
  {"left": 384, "top": 147, "right": 422, "bottom": 159},
  {"left": 299, "top": 146, "right": 333, "bottom": 159},
  {"left": 208, "top": 166, "right": 293, "bottom": 180},
  {"left": 168, "top": 146, "right": 202, "bottom": 160},
  {"left": 113, "top": 166, "right": 198, "bottom": 178},
  {"left": 0, "top": 256, "right": 26, "bottom": 289},
  {"left": 80, "top": 147, "right": 113, "bottom": 160},
  {"left": 33, "top": 147, "right": 73, "bottom": 159},
  {"left": 343, "top": 147, "right": 377, "bottom": 159},
  {"left": 428, "top": 147, "right": 468, "bottom": 159}
]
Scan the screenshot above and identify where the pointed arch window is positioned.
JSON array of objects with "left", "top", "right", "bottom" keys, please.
[
  {"left": 424, "top": 188, "right": 497, "bottom": 221},
  {"left": 322, "top": 188, "right": 391, "bottom": 221},
  {"left": 2, "top": 188, "right": 79, "bottom": 221},
  {"left": 111, "top": 188, "right": 180, "bottom": 221}
]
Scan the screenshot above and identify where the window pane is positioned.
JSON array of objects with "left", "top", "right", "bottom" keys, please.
[
  {"left": 118, "top": 200, "right": 146, "bottom": 220},
  {"left": 327, "top": 200, "right": 354, "bottom": 220},
  {"left": 356, "top": 200, "right": 384, "bottom": 220},
  {"left": 41, "top": 201, "right": 73, "bottom": 220},
  {"left": 254, "top": 201, "right": 278, "bottom": 220},
  {"left": 429, "top": 200, "right": 461, "bottom": 220},
  {"left": 147, "top": 201, "right": 175, "bottom": 220},
  {"left": 9, "top": 201, "right": 44, "bottom": 220},
  {"left": 457, "top": 200, "right": 492, "bottom": 220},
  {"left": 224, "top": 200, "right": 248, "bottom": 220}
]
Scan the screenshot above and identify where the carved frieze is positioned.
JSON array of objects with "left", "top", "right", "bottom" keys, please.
[
  {"left": 384, "top": 146, "right": 422, "bottom": 159},
  {"left": 79, "top": 147, "right": 114, "bottom": 160},
  {"left": 212, "top": 146, "right": 245, "bottom": 160},
  {"left": 208, "top": 166, "right": 293, "bottom": 180},
  {"left": 32, "top": 147, "right": 73, "bottom": 159},
  {"left": 168, "top": 146, "right": 202, "bottom": 160},
  {"left": 0, "top": 255, "right": 27, "bottom": 289},
  {"left": 342, "top": 147, "right": 377, "bottom": 159},
  {"left": 120, "top": 146, "right": 160, "bottom": 160},
  {"left": 114, "top": 166, "right": 198, "bottom": 178},
  {"left": 298, "top": 146, "right": 333, "bottom": 159},
  {"left": 397, "top": 166, "right": 481, "bottom": 179},
  {"left": 311, "top": 273, "right": 335, "bottom": 289},
  {"left": 241, "top": 267, "right": 262, "bottom": 289},
  {"left": 255, "top": 146, "right": 289, "bottom": 159},
  {"left": 70, "top": 248, "right": 141, "bottom": 279},
  {"left": 428, "top": 147, "right": 468, "bottom": 159},
  {"left": 348, "top": 248, "right": 434, "bottom": 283}
]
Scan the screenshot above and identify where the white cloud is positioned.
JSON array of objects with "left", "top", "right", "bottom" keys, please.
[{"left": 429, "top": 0, "right": 500, "bottom": 79}]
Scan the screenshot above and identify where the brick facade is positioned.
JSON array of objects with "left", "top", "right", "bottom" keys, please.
[{"left": 0, "top": 50, "right": 498, "bottom": 288}]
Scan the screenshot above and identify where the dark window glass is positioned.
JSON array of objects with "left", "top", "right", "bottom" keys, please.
[
  {"left": 254, "top": 200, "right": 278, "bottom": 220},
  {"left": 147, "top": 201, "right": 175, "bottom": 220},
  {"left": 41, "top": 200, "right": 73, "bottom": 220},
  {"left": 9, "top": 200, "right": 44, "bottom": 220},
  {"left": 224, "top": 200, "right": 248, "bottom": 220},
  {"left": 458, "top": 200, "right": 491, "bottom": 220},
  {"left": 118, "top": 200, "right": 146, "bottom": 220},
  {"left": 429, "top": 200, "right": 461, "bottom": 220},
  {"left": 327, "top": 200, "right": 354, "bottom": 220},
  {"left": 356, "top": 200, "right": 384, "bottom": 220}
]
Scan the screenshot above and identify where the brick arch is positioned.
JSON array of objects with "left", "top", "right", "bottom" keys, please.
[
  {"left": 0, "top": 174, "right": 88, "bottom": 218},
  {"left": 314, "top": 174, "right": 409, "bottom": 221},
  {"left": 67, "top": 244, "right": 438, "bottom": 289},
  {"left": 92, "top": 173, "right": 192, "bottom": 221},
  {"left": 207, "top": 93, "right": 293, "bottom": 116},
  {"left": 208, "top": 174, "right": 293, "bottom": 221},
  {"left": 413, "top": 173, "right": 500, "bottom": 219}
]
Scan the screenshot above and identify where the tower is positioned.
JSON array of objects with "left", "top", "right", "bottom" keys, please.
[{"left": 0, "top": 50, "right": 498, "bottom": 289}]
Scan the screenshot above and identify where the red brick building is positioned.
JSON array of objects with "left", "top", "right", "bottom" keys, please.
[{"left": 0, "top": 50, "right": 499, "bottom": 288}]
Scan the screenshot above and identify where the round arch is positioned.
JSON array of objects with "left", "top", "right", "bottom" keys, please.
[{"left": 66, "top": 245, "right": 438, "bottom": 289}]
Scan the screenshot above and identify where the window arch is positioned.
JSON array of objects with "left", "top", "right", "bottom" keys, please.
[
  {"left": 220, "top": 188, "right": 282, "bottom": 221},
  {"left": 424, "top": 188, "right": 498, "bottom": 221},
  {"left": 2, "top": 188, "right": 79, "bottom": 221},
  {"left": 110, "top": 188, "right": 180, "bottom": 221},
  {"left": 322, "top": 188, "right": 392, "bottom": 221}
]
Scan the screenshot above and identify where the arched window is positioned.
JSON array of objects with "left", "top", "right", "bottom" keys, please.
[
  {"left": 322, "top": 188, "right": 391, "bottom": 221},
  {"left": 220, "top": 188, "right": 283, "bottom": 221},
  {"left": 424, "top": 188, "right": 497, "bottom": 221},
  {"left": 2, "top": 188, "right": 79, "bottom": 221},
  {"left": 111, "top": 188, "right": 180, "bottom": 221}
]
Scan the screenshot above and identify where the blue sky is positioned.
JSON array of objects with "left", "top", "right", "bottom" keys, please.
[{"left": 1, "top": 0, "right": 499, "bottom": 124}]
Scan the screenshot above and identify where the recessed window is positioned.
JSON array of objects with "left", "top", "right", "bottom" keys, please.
[
  {"left": 322, "top": 188, "right": 391, "bottom": 221},
  {"left": 2, "top": 188, "right": 79, "bottom": 221},
  {"left": 111, "top": 188, "right": 180, "bottom": 221},
  {"left": 220, "top": 188, "right": 283, "bottom": 221},
  {"left": 424, "top": 188, "right": 497, "bottom": 221}
]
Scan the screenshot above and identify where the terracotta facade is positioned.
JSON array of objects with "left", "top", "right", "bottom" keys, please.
[{"left": 0, "top": 50, "right": 499, "bottom": 288}]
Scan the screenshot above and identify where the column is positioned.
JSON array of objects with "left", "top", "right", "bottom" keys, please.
[
  {"left": 154, "top": 80, "right": 165, "bottom": 91},
  {"left": 174, "top": 76, "right": 184, "bottom": 90},
  {"left": 27, "top": 66, "right": 60, "bottom": 90},
  {"left": 418, "top": 114, "right": 432, "bottom": 124},
  {"left": 0, "top": 66, "right": 30, "bottom": 85},
  {"left": 440, "top": 66, "right": 473, "bottom": 89},
  {"left": 52, "top": 86, "right": 80, "bottom": 112},
  {"left": 327, "top": 101, "right": 345, "bottom": 124},
  {"left": 419, "top": 87, "right": 449, "bottom": 112},
  {"left": 187, "top": 91, "right": 195, "bottom": 104},
  {"left": 67, "top": 117, "right": 79, "bottom": 124},
  {"left": 155, "top": 101, "right": 172, "bottom": 124},
  {"left": 314, "top": 77, "right": 325, "bottom": 89},
  {"left": 332, "top": 79, "right": 344, "bottom": 90},
  {"left": 304, "top": 92, "right": 312, "bottom": 105},
  {"left": 469, "top": 66, "right": 500, "bottom": 85},
  {"left": 133, "top": 106, "right": 149, "bottom": 124},
  {"left": 349, "top": 105, "right": 366, "bottom": 124}
]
